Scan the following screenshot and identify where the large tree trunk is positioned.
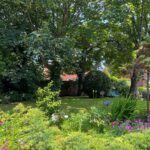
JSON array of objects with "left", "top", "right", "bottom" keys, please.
[
  {"left": 129, "top": 44, "right": 140, "bottom": 97},
  {"left": 129, "top": 66, "right": 139, "bottom": 97},
  {"left": 77, "top": 72, "right": 84, "bottom": 96}
]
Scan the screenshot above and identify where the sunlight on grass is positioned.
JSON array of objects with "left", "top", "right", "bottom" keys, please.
[{"left": 0, "top": 96, "right": 147, "bottom": 117}]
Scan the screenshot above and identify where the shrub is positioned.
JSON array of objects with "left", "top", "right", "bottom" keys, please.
[
  {"left": 89, "top": 107, "right": 110, "bottom": 133},
  {"left": 60, "top": 132, "right": 136, "bottom": 150},
  {"left": 0, "top": 104, "right": 61, "bottom": 150},
  {"left": 36, "top": 82, "right": 61, "bottom": 117},
  {"left": 61, "top": 111, "right": 90, "bottom": 132},
  {"left": 138, "top": 86, "right": 146, "bottom": 94},
  {"left": 1, "top": 104, "right": 150, "bottom": 150},
  {"left": 61, "top": 131, "right": 150, "bottom": 150},
  {"left": 138, "top": 87, "right": 150, "bottom": 100},
  {"left": 111, "top": 77, "right": 130, "bottom": 96},
  {"left": 122, "top": 130, "right": 150, "bottom": 150},
  {"left": 83, "top": 71, "right": 111, "bottom": 98},
  {"left": 62, "top": 108, "right": 109, "bottom": 133},
  {"left": 19, "top": 108, "right": 57, "bottom": 150},
  {"left": 111, "top": 97, "right": 137, "bottom": 121},
  {"left": 62, "top": 132, "right": 92, "bottom": 150}
]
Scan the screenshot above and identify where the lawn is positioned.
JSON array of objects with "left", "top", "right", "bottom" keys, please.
[
  {"left": 60, "top": 97, "right": 147, "bottom": 117},
  {"left": 0, "top": 96, "right": 147, "bottom": 117}
]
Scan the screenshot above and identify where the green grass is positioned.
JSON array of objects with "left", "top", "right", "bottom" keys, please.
[
  {"left": 0, "top": 96, "right": 147, "bottom": 117},
  {"left": 60, "top": 96, "right": 114, "bottom": 113},
  {"left": 0, "top": 101, "right": 35, "bottom": 112},
  {"left": 60, "top": 97, "right": 147, "bottom": 116}
]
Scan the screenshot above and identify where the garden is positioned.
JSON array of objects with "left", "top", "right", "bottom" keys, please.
[
  {"left": 0, "top": 0, "right": 150, "bottom": 150},
  {"left": 0, "top": 81, "right": 150, "bottom": 150}
]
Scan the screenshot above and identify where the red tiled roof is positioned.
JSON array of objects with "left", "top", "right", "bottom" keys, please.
[{"left": 61, "top": 74, "right": 78, "bottom": 81}]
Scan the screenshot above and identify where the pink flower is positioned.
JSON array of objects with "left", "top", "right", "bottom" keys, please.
[
  {"left": 0, "top": 121, "right": 3, "bottom": 126},
  {"left": 111, "top": 121, "right": 116, "bottom": 127},
  {"left": 125, "top": 125, "right": 133, "bottom": 132},
  {"left": 0, "top": 140, "right": 8, "bottom": 150}
]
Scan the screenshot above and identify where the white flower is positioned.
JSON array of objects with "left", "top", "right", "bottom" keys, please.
[
  {"left": 51, "top": 113, "right": 59, "bottom": 123},
  {"left": 64, "top": 115, "right": 69, "bottom": 119}
]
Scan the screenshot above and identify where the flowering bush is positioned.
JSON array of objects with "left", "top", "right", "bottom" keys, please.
[
  {"left": 0, "top": 121, "right": 3, "bottom": 126},
  {"left": 1, "top": 104, "right": 150, "bottom": 150},
  {"left": 0, "top": 141, "right": 7, "bottom": 150},
  {"left": 62, "top": 107, "right": 110, "bottom": 133},
  {"left": 89, "top": 107, "right": 111, "bottom": 132},
  {"left": 61, "top": 110, "right": 90, "bottom": 132},
  {"left": 111, "top": 119, "right": 150, "bottom": 135}
]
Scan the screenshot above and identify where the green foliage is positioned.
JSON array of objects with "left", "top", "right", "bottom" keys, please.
[
  {"left": 0, "top": 104, "right": 61, "bottom": 150},
  {"left": 62, "top": 111, "right": 90, "bottom": 132},
  {"left": 19, "top": 108, "right": 54, "bottom": 150},
  {"left": 36, "top": 82, "right": 61, "bottom": 117},
  {"left": 62, "top": 132, "right": 91, "bottom": 150},
  {"left": 111, "top": 77, "right": 130, "bottom": 96},
  {"left": 0, "top": 42, "right": 41, "bottom": 102},
  {"left": 138, "top": 86, "right": 147, "bottom": 99},
  {"left": 89, "top": 107, "right": 110, "bottom": 133},
  {"left": 122, "top": 130, "right": 150, "bottom": 150},
  {"left": 0, "top": 101, "right": 149, "bottom": 150},
  {"left": 60, "top": 130, "right": 150, "bottom": 150},
  {"left": 0, "top": 0, "right": 44, "bottom": 101},
  {"left": 83, "top": 71, "right": 111, "bottom": 98},
  {"left": 111, "top": 97, "right": 137, "bottom": 121},
  {"left": 138, "top": 86, "right": 146, "bottom": 94},
  {"left": 62, "top": 107, "right": 109, "bottom": 133},
  {"left": 0, "top": 0, "right": 93, "bottom": 98}
]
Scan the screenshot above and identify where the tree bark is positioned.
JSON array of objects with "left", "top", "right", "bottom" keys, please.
[
  {"left": 129, "top": 45, "right": 140, "bottom": 97},
  {"left": 77, "top": 72, "right": 84, "bottom": 96},
  {"left": 129, "top": 65, "right": 139, "bottom": 97}
]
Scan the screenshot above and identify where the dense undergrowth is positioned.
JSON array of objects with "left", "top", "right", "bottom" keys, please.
[{"left": 0, "top": 103, "right": 150, "bottom": 150}]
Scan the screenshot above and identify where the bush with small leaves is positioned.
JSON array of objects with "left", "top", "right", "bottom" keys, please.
[
  {"left": 111, "top": 77, "right": 130, "bottom": 96},
  {"left": 61, "top": 110, "right": 90, "bottom": 132},
  {"left": 62, "top": 108, "right": 109, "bottom": 133},
  {"left": 36, "top": 82, "right": 61, "bottom": 117},
  {"left": 83, "top": 71, "right": 111, "bottom": 98},
  {"left": 89, "top": 107, "right": 110, "bottom": 133},
  {"left": 0, "top": 104, "right": 61, "bottom": 150}
]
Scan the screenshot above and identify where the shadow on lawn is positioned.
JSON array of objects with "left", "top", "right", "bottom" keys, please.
[{"left": 0, "top": 101, "right": 35, "bottom": 112}]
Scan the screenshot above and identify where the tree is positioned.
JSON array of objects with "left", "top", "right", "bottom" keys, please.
[
  {"left": 137, "top": 38, "right": 150, "bottom": 115},
  {"left": 0, "top": 0, "right": 46, "bottom": 100},
  {"left": 25, "top": 0, "right": 92, "bottom": 89},
  {"left": 69, "top": 1, "right": 109, "bottom": 95},
  {"left": 27, "top": 0, "right": 107, "bottom": 92},
  {"left": 103, "top": 0, "right": 150, "bottom": 96}
]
